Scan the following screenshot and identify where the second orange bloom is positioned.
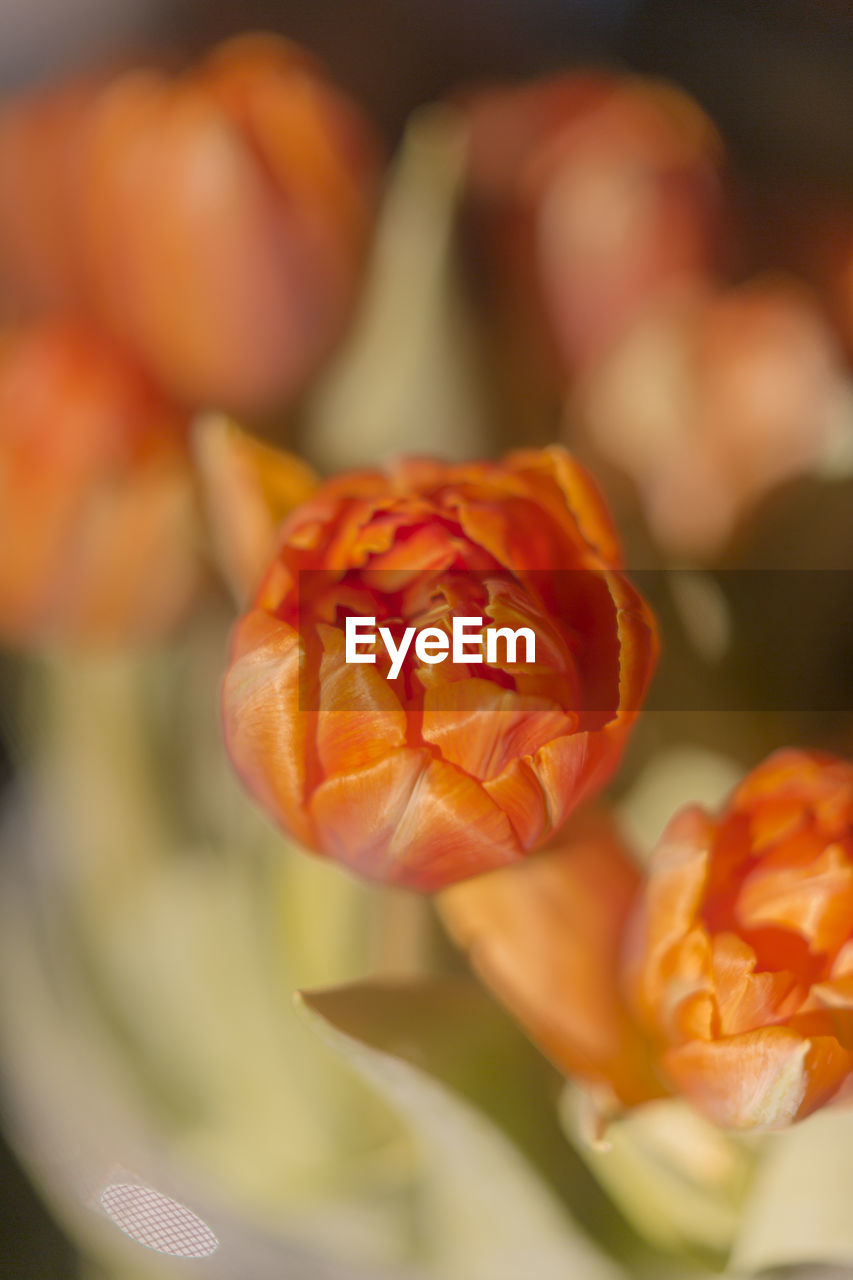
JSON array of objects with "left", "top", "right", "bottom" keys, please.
[{"left": 445, "top": 749, "right": 853, "bottom": 1130}]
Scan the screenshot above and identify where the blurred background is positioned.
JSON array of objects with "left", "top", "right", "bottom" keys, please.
[{"left": 2, "top": 1, "right": 853, "bottom": 1277}]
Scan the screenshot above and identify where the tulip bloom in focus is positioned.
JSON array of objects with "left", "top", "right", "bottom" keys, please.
[
  {"left": 0, "top": 321, "right": 200, "bottom": 648},
  {"left": 0, "top": 35, "right": 381, "bottom": 412},
  {"left": 223, "top": 446, "right": 657, "bottom": 891},
  {"left": 445, "top": 750, "right": 853, "bottom": 1130},
  {"left": 464, "top": 71, "right": 723, "bottom": 376}
]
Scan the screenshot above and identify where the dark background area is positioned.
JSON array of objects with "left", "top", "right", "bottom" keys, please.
[{"left": 1, "top": 1, "right": 852, "bottom": 1275}]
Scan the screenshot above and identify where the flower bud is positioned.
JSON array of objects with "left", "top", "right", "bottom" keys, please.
[
  {"left": 577, "top": 278, "right": 845, "bottom": 558},
  {"left": 0, "top": 35, "right": 381, "bottom": 411},
  {"left": 223, "top": 446, "right": 657, "bottom": 891}
]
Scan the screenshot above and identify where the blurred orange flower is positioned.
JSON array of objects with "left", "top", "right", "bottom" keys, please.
[
  {"left": 445, "top": 750, "right": 853, "bottom": 1131},
  {"left": 577, "top": 277, "right": 845, "bottom": 558},
  {"left": 464, "top": 71, "right": 723, "bottom": 377},
  {"left": 0, "top": 35, "right": 381, "bottom": 412},
  {"left": 223, "top": 446, "right": 657, "bottom": 891},
  {"left": 0, "top": 320, "right": 201, "bottom": 648}
]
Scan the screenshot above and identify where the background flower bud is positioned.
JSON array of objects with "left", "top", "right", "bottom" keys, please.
[
  {"left": 576, "top": 277, "right": 846, "bottom": 558},
  {"left": 0, "top": 320, "right": 201, "bottom": 649},
  {"left": 0, "top": 35, "right": 382, "bottom": 412},
  {"left": 223, "top": 446, "right": 657, "bottom": 891}
]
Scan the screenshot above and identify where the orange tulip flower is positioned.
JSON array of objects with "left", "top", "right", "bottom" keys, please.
[
  {"left": 627, "top": 749, "right": 853, "bottom": 1129},
  {"left": 0, "top": 35, "right": 381, "bottom": 411},
  {"left": 445, "top": 750, "right": 853, "bottom": 1131},
  {"left": 223, "top": 446, "right": 657, "bottom": 891},
  {"left": 0, "top": 320, "right": 201, "bottom": 648}
]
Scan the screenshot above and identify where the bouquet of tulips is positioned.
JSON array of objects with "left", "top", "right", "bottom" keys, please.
[{"left": 2, "top": 25, "right": 853, "bottom": 1280}]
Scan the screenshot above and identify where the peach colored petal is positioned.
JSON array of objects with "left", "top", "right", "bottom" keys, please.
[
  {"left": 55, "top": 455, "right": 200, "bottom": 646},
  {"left": 222, "top": 610, "right": 315, "bottom": 846},
  {"left": 664, "top": 1028, "right": 853, "bottom": 1130},
  {"left": 732, "top": 750, "right": 839, "bottom": 812},
  {"left": 421, "top": 679, "right": 574, "bottom": 782},
  {"left": 0, "top": 321, "right": 199, "bottom": 648},
  {"left": 627, "top": 806, "right": 713, "bottom": 1026},
  {"left": 205, "top": 34, "right": 377, "bottom": 259},
  {"left": 531, "top": 730, "right": 596, "bottom": 836},
  {"left": 482, "top": 756, "right": 550, "bottom": 850},
  {"left": 810, "top": 975, "right": 853, "bottom": 1050},
  {"left": 638, "top": 921, "right": 715, "bottom": 1046},
  {"left": 831, "top": 940, "right": 853, "bottom": 978},
  {"left": 711, "top": 932, "right": 802, "bottom": 1037},
  {"left": 0, "top": 77, "right": 99, "bottom": 311},
  {"left": 736, "top": 843, "right": 853, "bottom": 955},
  {"left": 483, "top": 577, "right": 579, "bottom": 684},
  {"left": 386, "top": 757, "right": 520, "bottom": 891},
  {"left": 362, "top": 522, "right": 462, "bottom": 586},
  {"left": 309, "top": 746, "right": 433, "bottom": 883},
  {"left": 746, "top": 796, "right": 809, "bottom": 852}
]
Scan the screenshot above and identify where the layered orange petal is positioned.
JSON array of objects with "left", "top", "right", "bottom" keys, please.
[{"left": 627, "top": 805, "right": 713, "bottom": 1028}]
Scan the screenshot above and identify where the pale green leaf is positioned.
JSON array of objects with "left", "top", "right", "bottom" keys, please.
[{"left": 298, "top": 978, "right": 624, "bottom": 1280}]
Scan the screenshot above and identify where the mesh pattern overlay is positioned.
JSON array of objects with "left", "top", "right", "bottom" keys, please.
[{"left": 100, "top": 1183, "right": 219, "bottom": 1258}]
